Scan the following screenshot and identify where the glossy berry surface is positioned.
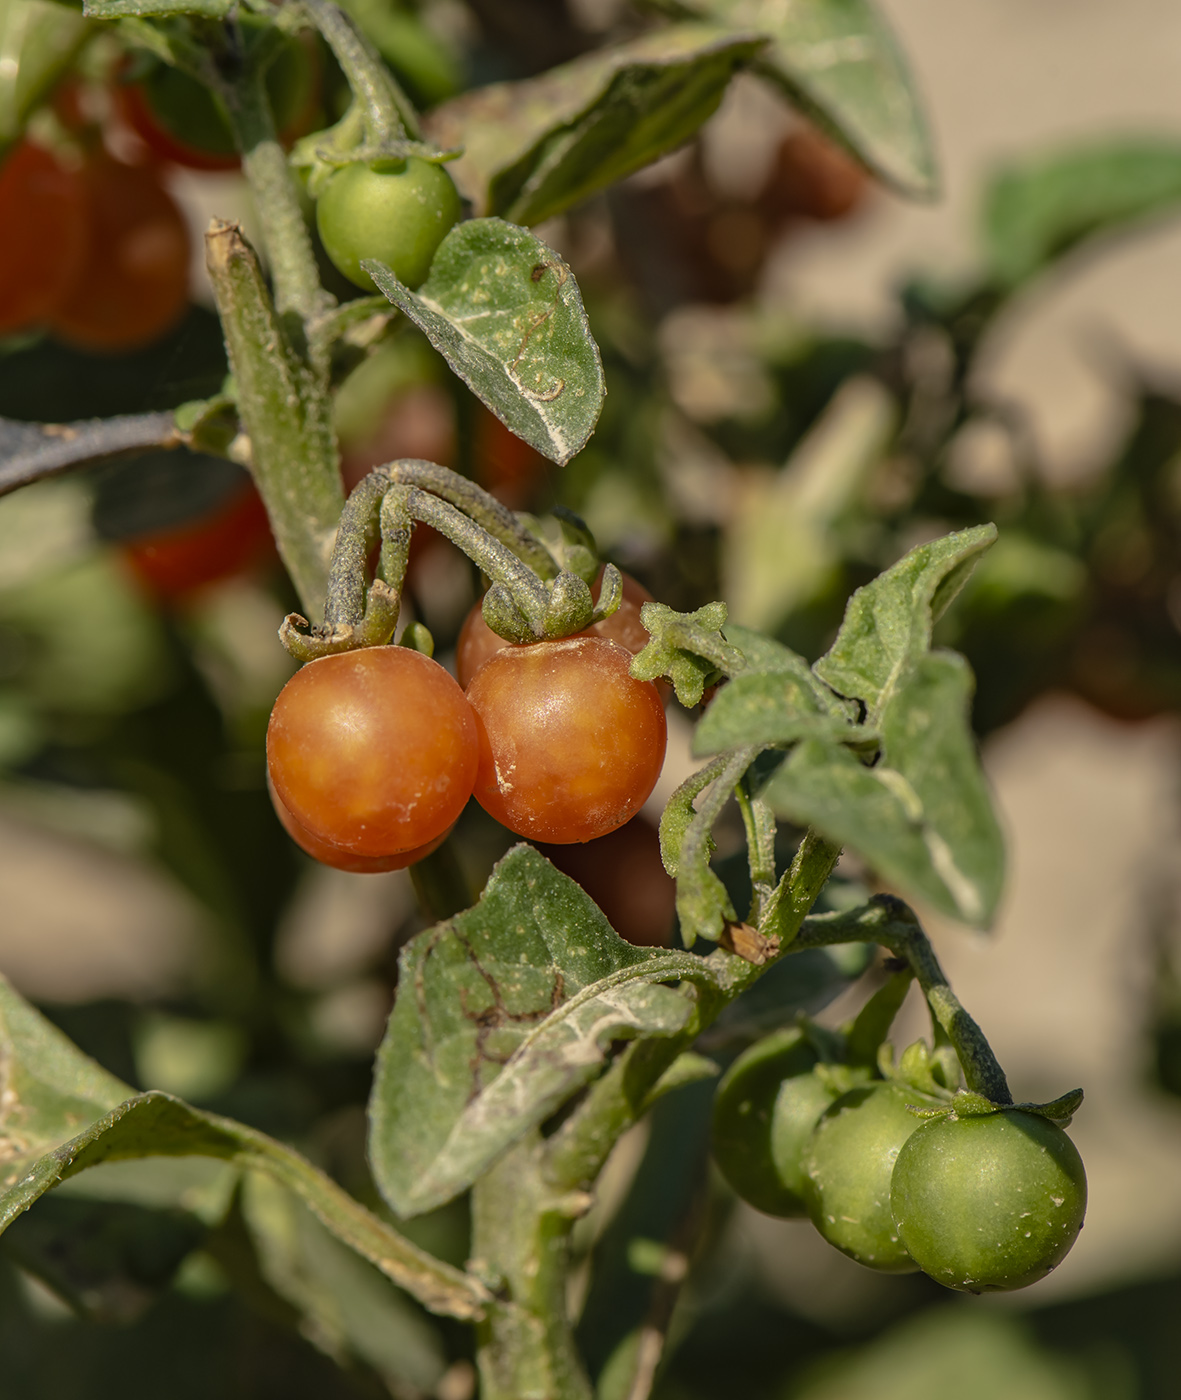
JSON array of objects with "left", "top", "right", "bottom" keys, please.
[
  {"left": 890, "top": 1107, "right": 1087, "bottom": 1292},
  {"left": 267, "top": 647, "right": 478, "bottom": 858},
  {"left": 269, "top": 777, "right": 446, "bottom": 872},
  {"left": 712, "top": 1027, "right": 834, "bottom": 1218},
  {"left": 465, "top": 635, "right": 666, "bottom": 844},
  {"left": 803, "top": 1081, "right": 929, "bottom": 1272},
  {"left": 316, "top": 157, "right": 461, "bottom": 291}
]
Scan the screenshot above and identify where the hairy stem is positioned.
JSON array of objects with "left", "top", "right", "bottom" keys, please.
[
  {"left": 471, "top": 1135, "right": 594, "bottom": 1400},
  {"left": 205, "top": 222, "right": 343, "bottom": 619},
  {"left": 218, "top": 59, "right": 328, "bottom": 326},
  {"left": 300, "top": 0, "right": 418, "bottom": 141},
  {"left": 793, "top": 895, "right": 1013, "bottom": 1103}
]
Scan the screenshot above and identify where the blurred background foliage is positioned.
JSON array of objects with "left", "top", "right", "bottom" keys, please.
[{"left": 4, "top": 0, "right": 1181, "bottom": 1396}]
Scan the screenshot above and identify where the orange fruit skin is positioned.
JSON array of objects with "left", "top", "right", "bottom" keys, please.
[
  {"left": 267, "top": 647, "right": 478, "bottom": 859},
  {"left": 466, "top": 635, "right": 667, "bottom": 844}
]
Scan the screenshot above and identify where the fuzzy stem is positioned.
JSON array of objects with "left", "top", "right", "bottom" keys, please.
[
  {"left": 471, "top": 1135, "right": 594, "bottom": 1400},
  {"left": 377, "top": 460, "right": 559, "bottom": 578},
  {"left": 299, "top": 0, "right": 418, "bottom": 141},
  {"left": 217, "top": 60, "right": 329, "bottom": 326},
  {"left": 205, "top": 222, "right": 343, "bottom": 620},
  {"left": 792, "top": 895, "right": 1013, "bottom": 1103}
]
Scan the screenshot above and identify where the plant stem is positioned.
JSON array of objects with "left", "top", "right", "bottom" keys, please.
[
  {"left": 546, "top": 836, "right": 841, "bottom": 1193},
  {"left": 377, "top": 460, "right": 559, "bottom": 578},
  {"left": 218, "top": 60, "right": 328, "bottom": 327},
  {"left": 471, "top": 1135, "right": 594, "bottom": 1400},
  {"left": 792, "top": 895, "right": 1013, "bottom": 1103},
  {"left": 300, "top": 0, "right": 418, "bottom": 141},
  {"left": 205, "top": 222, "right": 343, "bottom": 619}
]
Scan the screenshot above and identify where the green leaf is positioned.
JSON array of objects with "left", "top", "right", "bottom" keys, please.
[
  {"left": 722, "top": 623, "right": 806, "bottom": 673},
  {"left": 761, "top": 652, "right": 1005, "bottom": 926},
  {"left": 693, "top": 667, "right": 867, "bottom": 756},
  {"left": 686, "top": 0, "right": 937, "bottom": 197},
  {"left": 0, "top": 973, "right": 129, "bottom": 1174},
  {"left": 813, "top": 524, "right": 996, "bottom": 724},
  {"left": 369, "top": 846, "right": 699, "bottom": 1217},
  {"left": 423, "top": 24, "right": 766, "bottom": 225},
  {"left": 0, "top": 0, "right": 89, "bottom": 147},
  {"left": 83, "top": 0, "right": 230, "bottom": 15},
  {"left": 0, "top": 976, "right": 484, "bottom": 1319},
  {"left": 631, "top": 601, "right": 744, "bottom": 707},
  {"left": 365, "top": 218, "right": 604, "bottom": 466},
  {"left": 983, "top": 138, "right": 1181, "bottom": 288},
  {"left": 240, "top": 1173, "right": 449, "bottom": 1394}
]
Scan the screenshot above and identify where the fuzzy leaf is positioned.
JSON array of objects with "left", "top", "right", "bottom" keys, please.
[
  {"left": 813, "top": 524, "right": 996, "bottom": 723},
  {"left": 0, "top": 976, "right": 482, "bottom": 1319},
  {"left": 631, "top": 601, "right": 743, "bottom": 707},
  {"left": 369, "top": 846, "right": 700, "bottom": 1217},
  {"left": 423, "top": 25, "right": 765, "bottom": 224},
  {"left": 693, "top": 668, "right": 868, "bottom": 756},
  {"left": 685, "top": 0, "right": 937, "bottom": 197},
  {"left": 984, "top": 139, "right": 1181, "bottom": 288},
  {"left": 365, "top": 219, "right": 604, "bottom": 466},
  {"left": 762, "top": 651, "right": 1004, "bottom": 927}
]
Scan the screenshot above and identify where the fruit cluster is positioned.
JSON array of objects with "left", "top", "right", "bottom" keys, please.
[
  {"left": 0, "top": 138, "right": 189, "bottom": 351},
  {"left": 712, "top": 1026, "right": 1087, "bottom": 1293},
  {"left": 266, "top": 570, "right": 667, "bottom": 870}
]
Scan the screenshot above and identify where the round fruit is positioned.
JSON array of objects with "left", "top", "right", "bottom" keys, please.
[
  {"left": 802, "top": 1081, "right": 931, "bottom": 1272},
  {"left": 536, "top": 814, "right": 674, "bottom": 947},
  {"left": 465, "top": 635, "right": 666, "bottom": 844},
  {"left": 712, "top": 1027, "right": 837, "bottom": 1218},
  {"left": 0, "top": 141, "right": 87, "bottom": 336},
  {"left": 49, "top": 151, "right": 189, "bottom": 351},
  {"left": 269, "top": 775, "right": 446, "bottom": 872},
  {"left": 315, "top": 157, "right": 461, "bottom": 292},
  {"left": 122, "top": 482, "right": 273, "bottom": 599},
  {"left": 890, "top": 1108, "right": 1087, "bottom": 1292},
  {"left": 267, "top": 646, "right": 478, "bottom": 857},
  {"left": 456, "top": 568, "right": 656, "bottom": 688}
]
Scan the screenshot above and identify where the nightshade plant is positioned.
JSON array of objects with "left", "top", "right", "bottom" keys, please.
[{"left": 0, "top": 0, "right": 1087, "bottom": 1396}]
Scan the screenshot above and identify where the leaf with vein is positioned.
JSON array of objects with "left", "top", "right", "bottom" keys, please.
[
  {"left": 423, "top": 25, "right": 766, "bottom": 225},
  {"left": 365, "top": 219, "right": 604, "bottom": 466},
  {"left": 369, "top": 846, "right": 705, "bottom": 1217},
  {"left": 684, "top": 0, "right": 937, "bottom": 197},
  {"left": 762, "top": 651, "right": 1004, "bottom": 926},
  {"left": 813, "top": 523, "right": 996, "bottom": 724},
  {"left": 0, "top": 975, "right": 483, "bottom": 1320}
]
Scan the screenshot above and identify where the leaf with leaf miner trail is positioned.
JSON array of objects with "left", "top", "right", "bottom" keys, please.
[
  {"left": 365, "top": 219, "right": 603, "bottom": 466},
  {"left": 369, "top": 846, "right": 705, "bottom": 1218}
]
